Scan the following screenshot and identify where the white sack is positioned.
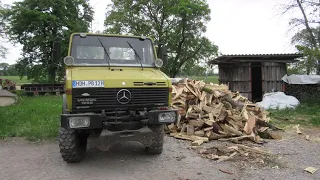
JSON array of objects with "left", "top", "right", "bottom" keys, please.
[
  {"left": 256, "top": 92, "right": 300, "bottom": 110},
  {"left": 282, "top": 74, "right": 320, "bottom": 84},
  {"left": 170, "top": 78, "right": 186, "bottom": 84}
]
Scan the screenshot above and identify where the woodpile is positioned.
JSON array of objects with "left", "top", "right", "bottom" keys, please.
[
  {"left": 285, "top": 83, "right": 320, "bottom": 102},
  {"left": 168, "top": 79, "right": 279, "bottom": 145}
]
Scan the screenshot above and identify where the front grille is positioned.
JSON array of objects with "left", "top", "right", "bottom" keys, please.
[{"left": 72, "top": 88, "right": 169, "bottom": 112}]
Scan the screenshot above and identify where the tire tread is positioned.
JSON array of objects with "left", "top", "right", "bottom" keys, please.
[
  {"left": 59, "top": 127, "right": 86, "bottom": 163},
  {"left": 146, "top": 125, "right": 164, "bottom": 155}
]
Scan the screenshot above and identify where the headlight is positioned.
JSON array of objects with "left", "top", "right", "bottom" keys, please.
[
  {"left": 64, "top": 56, "right": 74, "bottom": 66},
  {"left": 155, "top": 59, "right": 163, "bottom": 68},
  {"left": 69, "top": 116, "right": 90, "bottom": 128},
  {"left": 158, "top": 112, "right": 176, "bottom": 122}
]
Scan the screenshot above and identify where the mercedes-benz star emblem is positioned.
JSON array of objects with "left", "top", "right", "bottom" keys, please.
[{"left": 117, "top": 89, "right": 131, "bottom": 104}]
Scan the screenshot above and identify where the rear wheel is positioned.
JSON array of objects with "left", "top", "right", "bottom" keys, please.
[
  {"left": 59, "top": 127, "right": 87, "bottom": 163},
  {"left": 146, "top": 125, "right": 164, "bottom": 155}
]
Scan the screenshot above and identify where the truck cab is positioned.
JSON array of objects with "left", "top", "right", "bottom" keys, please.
[{"left": 58, "top": 33, "right": 177, "bottom": 163}]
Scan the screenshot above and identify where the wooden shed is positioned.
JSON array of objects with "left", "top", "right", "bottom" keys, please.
[{"left": 208, "top": 53, "right": 303, "bottom": 102}]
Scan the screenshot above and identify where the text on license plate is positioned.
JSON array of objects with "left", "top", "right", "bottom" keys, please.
[{"left": 72, "top": 80, "right": 104, "bottom": 88}]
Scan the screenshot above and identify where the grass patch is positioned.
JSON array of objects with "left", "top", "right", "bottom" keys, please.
[
  {"left": 1, "top": 76, "right": 31, "bottom": 85},
  {"left": 269, "top": 102, "right": 320, "bottom": 128},
  {"left": 0, "top": 95, "right": 62, "bottom": 141}
]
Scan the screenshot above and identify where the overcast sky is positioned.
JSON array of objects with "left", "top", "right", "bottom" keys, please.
[{"left": 1, "top": 0, "right": 300, "bottom": 64}]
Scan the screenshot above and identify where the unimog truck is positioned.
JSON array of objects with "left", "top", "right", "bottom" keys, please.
[{"left": 58, "top": 33, "right": 178, "bottom": 163}]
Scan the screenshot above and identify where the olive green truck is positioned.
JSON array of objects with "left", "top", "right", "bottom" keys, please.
[{"left": 58, "top": 33, "right": 178, "bottom": 163}]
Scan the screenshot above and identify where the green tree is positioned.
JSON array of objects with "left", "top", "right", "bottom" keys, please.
[
  {"left": 0, "top": 62, "right": 9, "bottom": 69},
  {"left": 0, "top": 0, "right": 8, "bottom": 59},
  {"left": 180, "top": 63, "right": 206, "bottom": 76},
  {"left": 104, "top": 0, "right": 219, "bottom": 77},
  {"left": 281, "top": 0, "right": 320, "bottom": 74},
  {"left": 6, "top": 64, "right": 19, "bottom": 76},
  {"left": 3, "top": 0, "right": 93, "bottom": 83},
  {"left": 295, "top": 44, "right": 320, "bottom": 74},
  {"left": 0, "top": 63, "right": 19, "bottom": 76}
]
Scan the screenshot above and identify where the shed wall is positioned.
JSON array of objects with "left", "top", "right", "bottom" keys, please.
[
  {"left": 232, "top": 63, "right": 251, "bottom": 99},
  {"left": 218, "top": 63, "right": 251, "bottom": 99},
  {"left": 261, "top": 62, "right": 287, "bottom": 94},
  {"left": 218, "top": 62, "right": 287, "bottom": 101}
]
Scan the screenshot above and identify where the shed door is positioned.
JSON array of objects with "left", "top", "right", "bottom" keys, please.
[
  {"left": 250, "top": 62, "right": 262, "bottom": 102},
  {"left": 261, "top": 62, "right": 286, "bottom": 94}
]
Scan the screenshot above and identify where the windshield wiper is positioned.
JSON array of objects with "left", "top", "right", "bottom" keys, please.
[
  {"left": 98, "top": 37, "right": 111, "bottom": 70},
  {"left": 126, "top": 41, "right": 143, "bottom": 70}
]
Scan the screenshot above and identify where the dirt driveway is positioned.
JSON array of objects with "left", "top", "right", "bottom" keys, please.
[{"left": 1, "top": 127, "right": 320, "bottom": 180}]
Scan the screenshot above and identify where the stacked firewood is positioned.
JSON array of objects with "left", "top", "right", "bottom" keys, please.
[
  {"left": 285, "top": 83, "right": 320, "bottom": 102},
  {"left": 167, "top": 79, "right": 278, "bottom": 145}
]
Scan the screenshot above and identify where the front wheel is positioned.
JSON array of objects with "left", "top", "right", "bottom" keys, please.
[
  {"left": 59, "top": 127, "right": 87, "bottom": 163},
  {"left": 146, "top": 125, "right": 164, "bottom": 155}
]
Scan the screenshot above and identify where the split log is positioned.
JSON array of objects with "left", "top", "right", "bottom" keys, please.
[
  {"left": 202, "top": 84, "right": 228, "bottom": 93},
  {"left": 204, "top": 127, "right": 213, "bottom": 132},
  {"left": 179, "top": 123, "right": 187, "bottom": 135},
  {"left": 202, "top": 105, "right": 213, "bottom": 113},
  {"left": 218, "top": 134, "right": 255, "bottom": 142},
  {"left": 204, "top": 120, "right": 215, "bottom": 126},
  {"left": 209, "top": 113, "right": 215, "bottom": 121},
  {"left": 192, "top": 140, "right": 204, "bottom": 146},
  {"left": 219, "top": 123, "right": 243, "bottom": 136},
  {"left": 227, "top": 119, "right": 241, "bottom": 131},
  {"left": 218, "top": 109, "right": 228, "bottom": 121},
  {"left": 212, "top": 103, "right": 224, "bottom": 117},
  {"left": 200, "top": 91, "right": 207, "bottom": 101},
  {"left": 256, "top": 118, "right": 282, "bottom": 130},
  {"left": 206, "top": 131, "right": 229, "bottom": 140},
  {"left": 243, "top": 115, "right": 256, "bottom": 135},
  {"left": 171, "top": 133, "right": 209, "bottom": 142},
  {"left": 188, "top": 113, "right": 200, "bottom": 119},
  {"left": 217, "top": 152, "right": 237, "bottom": 163},
  {"left": 222, "top": 94, "right": 244, "bottom": 110},
  {"left": 194, "top": 130, "right": 205, "bottom": 137},
  {"left": 189, "top": 120, "right": 204, "bottom": 127},
  {"left": 212, "top": 122, "right": 223, "bottom": 134},
  {"left": 187, "top": 125, "right": 194, "bottom": 135}
]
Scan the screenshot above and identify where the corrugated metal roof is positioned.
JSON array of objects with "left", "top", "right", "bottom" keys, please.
[
  {"left": 209, "top": 53, "right": 304, "bottom": 64},
  {"left": 216, "top": 53, "right": 302, "bottom": 56}
]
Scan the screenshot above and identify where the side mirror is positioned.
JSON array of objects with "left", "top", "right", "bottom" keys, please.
[
  {"left": 158, "top": 44, "right": 168, "bottom": 66},
  {"left": 52, "top": 41, "right": 61, "bottom": 62}
]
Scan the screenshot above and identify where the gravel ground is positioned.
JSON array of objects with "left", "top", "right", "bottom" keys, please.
[{"left": 0, "top": 127, "right": 320, "bottom": 180}]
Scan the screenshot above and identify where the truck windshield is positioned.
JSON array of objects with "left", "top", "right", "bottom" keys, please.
[{"left": 70, "top": 35, "right": 156, "bottom": 67}]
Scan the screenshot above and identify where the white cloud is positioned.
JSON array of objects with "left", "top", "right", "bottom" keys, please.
[
  {"left": 0, "top": 0, "right": 300, "bottom": 65},
  {"left": 207, "top": 0, "right": 298, "bottom": 55}
]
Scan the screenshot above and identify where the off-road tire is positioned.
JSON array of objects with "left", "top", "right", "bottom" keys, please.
[
  {"left": 59, "top": 127, "right": 87, "bottom": 163},
  {"left": 146, "top": 125, "right": 164, "bottom": 155}
]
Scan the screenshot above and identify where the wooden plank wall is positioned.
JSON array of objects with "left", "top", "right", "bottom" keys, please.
[
  {"left": 232, "top": 63, "right": 251, "bottom": 100},
  {"left": 218, "top": 64, "right": 233, "bottom": 87},
  {"left": 262, "top": 62, "right": 286, "bottom": 94},
  {"left": 218, "top": 63, "right": 251, "bottom": 100}
]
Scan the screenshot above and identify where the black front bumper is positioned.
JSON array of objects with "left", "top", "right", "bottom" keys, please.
[{"left": 60, "top": 109, "right": 178, "bottom": 129}]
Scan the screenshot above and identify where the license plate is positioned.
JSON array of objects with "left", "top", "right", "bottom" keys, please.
[{"left": 72, "top": 80, "right": 105, "bottom": 88}]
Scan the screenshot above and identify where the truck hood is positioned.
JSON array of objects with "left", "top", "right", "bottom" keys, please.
[{"left": 67, "top": 67, "right": 170, "bottom": 88}]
